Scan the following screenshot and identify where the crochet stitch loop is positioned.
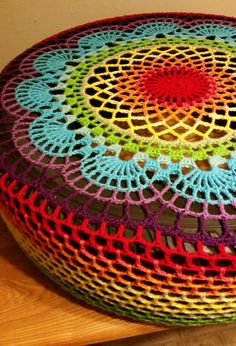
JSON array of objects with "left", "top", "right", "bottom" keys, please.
[{"left": 0, "top": 12, "right": 236, "bottom": 326}]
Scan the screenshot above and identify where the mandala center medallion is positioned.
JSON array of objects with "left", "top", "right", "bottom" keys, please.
[
  {"left": 138, "top": 66, "right": 216, "bottom": 109},
  {"left": 77, "top": 44, "right": 235, "bottom": 143}
]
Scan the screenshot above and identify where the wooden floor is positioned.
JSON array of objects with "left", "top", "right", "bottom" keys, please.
[
  {"left": 95, "top": 321, "right": 236, "bottom": 346},
  {"left": 1, "top": 214, "right": 236, "bottom": 346}
]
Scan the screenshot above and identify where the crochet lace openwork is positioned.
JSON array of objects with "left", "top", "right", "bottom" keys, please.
[{"left": 0, "top": 12, "right": 236, "bottom": 326}]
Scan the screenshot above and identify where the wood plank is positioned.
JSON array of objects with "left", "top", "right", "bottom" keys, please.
[{"left": 95, "top": 319, "right": 236, "bottom": 346}]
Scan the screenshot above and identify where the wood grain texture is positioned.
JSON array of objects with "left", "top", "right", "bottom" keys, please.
[
  {"left": 95, "top": 319, "right": 236, "bottom": 346},
  {"left": 0, "top": 215, "right": 165, "bottom": 346}
]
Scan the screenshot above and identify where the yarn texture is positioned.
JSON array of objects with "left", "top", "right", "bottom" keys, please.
[{"left": 0, "top": 12, "right": 236, "bottom": 326}]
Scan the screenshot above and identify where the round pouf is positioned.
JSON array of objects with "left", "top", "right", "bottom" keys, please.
[{"left": 0, "top": 12, "right": 236, "bottom": 326}]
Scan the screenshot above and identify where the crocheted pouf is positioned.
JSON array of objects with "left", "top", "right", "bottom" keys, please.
[{"left": 1, "top": 12, "right": 236, "bottom": 326}]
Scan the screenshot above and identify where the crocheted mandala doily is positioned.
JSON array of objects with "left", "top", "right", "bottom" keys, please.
[{"left": 0, "top": 12, "right": 236, "bottom": 326}]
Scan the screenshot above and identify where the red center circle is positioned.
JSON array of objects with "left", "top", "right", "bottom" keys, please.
[{"left": 138, "top": 66, "right": 216, "bottom": 109}]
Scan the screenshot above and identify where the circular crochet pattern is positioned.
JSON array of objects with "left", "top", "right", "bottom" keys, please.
[{"left": 0, "top": 13, "right": 236, "bottom": 326}]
